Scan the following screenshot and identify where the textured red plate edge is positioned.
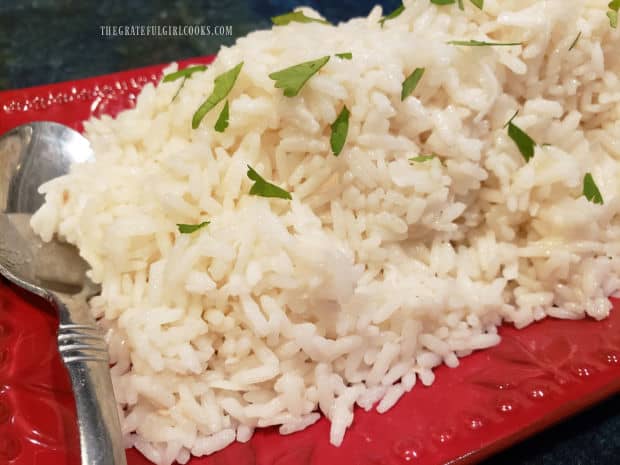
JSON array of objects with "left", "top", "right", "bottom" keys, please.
[
  {"left": 0, "top": 56, "right": 215, "bottom": 134},
  {"left": 452, "top": 359, "right": 620, "bottom": 465},
  {"left": 1, "top": 57, "right": 620, "bottom": 465},
  {"left": 460, "top": 378, "right": 620, "bottom": 465}
]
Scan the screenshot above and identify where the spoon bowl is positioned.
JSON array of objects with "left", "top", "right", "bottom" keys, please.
[
  {"left": 0, "top": 122, "right": 126, "bottom": 465},
  {"left": 0, "top": 122, "right": 95, "bottom": 297},
  {"left": 1, "top": 121, "right": 93, "bottom": 214}
]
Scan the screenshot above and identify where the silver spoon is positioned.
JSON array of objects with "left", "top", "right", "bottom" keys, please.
[{"left": 0, "top": 122, "right": 126, "bottom": 465}]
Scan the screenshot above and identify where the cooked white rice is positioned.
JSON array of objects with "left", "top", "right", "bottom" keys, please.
[{"left": 31, "top": 1, "right": 620, "bottom": 463}]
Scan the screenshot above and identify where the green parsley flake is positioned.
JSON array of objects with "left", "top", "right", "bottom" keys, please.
[
  {"left": 171, "top": 79, "right": 187, "bottom": 101},
  {"left": 504, "top": 111, "right": 536, "bottom": 162},
  {"left": 608, "top": 0, "right": 620, "bottom": 28},
  {"left": 269, "top": 56, "right": 330, "bottom": 97},
  {"left": 380, "top": 3, "right": 404, "bottom": 26},
  {"left": 271, "top": 10, "right": 331, "bottom": 26},
  {"left": 401, "top": 68, "right": 425, "bottom": 101},
  {"left": 432, "top": 0, "right": 482, "bottom": 8},
  {"left": 164, "top": 65, "right": 208, "bottom": 102},
  {"left": 448, "top": 39, "right": 522, "bottom": 46},
  {"left": 583, "top": 173, "right": 604, "bottom": 204},
  {"left": 192, "top": 62, "right": 243, "bottom": 129},
  {"left": 409, "top": 154, "right": 436, "bottom": 163},
  {"left": 335, "top": 52, "right": 353, "bottom": 60},
  {"left": 162, "top": 65, "right": 207, "bottom": 83},
  {"left": 214, "top": 101, "right": 229, "bottom": 133},
  {"left": 330, "top": 106, "right": 350, "bottom": 156},
  {"left": 569, "top": 31, "right": 582, "bottom": 51},
  {"left": 177, "top": 221, "right": 210, "bottom": 234},
  {"left": 247, "top": 166, "right": 292, "bottom": 200}
]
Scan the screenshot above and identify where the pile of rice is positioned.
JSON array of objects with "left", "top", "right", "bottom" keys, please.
[{"left": 31, "top": 1, "right": 620, "bottom": 463}]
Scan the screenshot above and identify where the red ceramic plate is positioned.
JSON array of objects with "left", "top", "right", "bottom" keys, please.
[{"left": 1, "top": 58, "right": 620, "bottom": 465}]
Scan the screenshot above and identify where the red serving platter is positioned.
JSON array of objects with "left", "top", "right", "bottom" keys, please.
[{"left": 1, "top": 57, "right": 620, "bottom": 465}]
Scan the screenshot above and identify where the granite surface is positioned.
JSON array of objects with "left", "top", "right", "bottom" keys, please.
[{"left": 1, "top": 1, "right": 619, "bottom": 464}]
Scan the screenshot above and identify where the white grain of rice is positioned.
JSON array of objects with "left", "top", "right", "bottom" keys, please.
[
  {"left": 235, "top": 425, "right": 254, "bottom": 443},
  {"left": 401, "top": 371, "right": 417, "bottom": 392},
  {"left": 279, "top": 413, "right": 321, "bottom": 435},
  {"left": 376, "top": 384, "right": 406, "bottom": 414},
  {"left": 190, "top": 429, "right": 236, "bottom": 457}
]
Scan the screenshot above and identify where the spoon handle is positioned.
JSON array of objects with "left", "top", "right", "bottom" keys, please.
[{"left": 54, "top": 295, "right": 127, "bottom": 465}]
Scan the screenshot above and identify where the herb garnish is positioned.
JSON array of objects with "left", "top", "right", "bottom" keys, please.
[
  {"left": 163, "top": 65, "right": 208, "bottom": 102},
  {"left": 504, "top": 111, "right": 536, "bottom": 162},
  {"left": 335, "top": 52, "right": 353, "bottom": 60},
  {"left": 214, "top": 101, "right": 230, "bottom": 133},
  {"left": 330, "top": 106, "right": 350, "bottom": 156},
  {"left": 177, "top": 221, "right": 210, "bottom": 234},
  {"left": 171, "top": 80, "right": 187, "bottom": 101},
  {"left": 448, "top": 40, "right": 522, "bottom": 46},
  {"left": 401, "top": 68, "right": 425, "bottom": 101},
  {"left": 583, "top": 173, "right": 604, "bottom": 204},
  {"left": 246, "top": 166, "right": 292, "bottom": 200},
  {"left": 269, "top": 56, "right": 330, "bottom": 97},
  {"left": 608, "top": 0, "right": 620, "bottom": 28},
  {"left": 272, "top": 10, "right": 331, "bottom": 26},
  {"left": 569, "top": 31, "right": 582, "bottom": 51},
  {"left": 192, "top": 62, "right": 243, "bottom": 129},
  {"left": 433, "top": 0, "right": 483, "bottom": 8},
  {"left": 409, "top": 154, "right": 436, "bottom": 163},
  {"left": 380, "top": 3, "right": 404, "bottom": 26},
  {"left": 162, "top": 65, "right": 207, "bottom": 83}
]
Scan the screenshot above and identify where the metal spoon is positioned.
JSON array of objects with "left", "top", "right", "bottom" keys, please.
[{"left": 0, "top": 122, "right": 126, "bottom": 465}]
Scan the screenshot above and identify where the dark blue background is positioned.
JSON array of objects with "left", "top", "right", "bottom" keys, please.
[
  {"left": 0, "top": 0, "right": 400, "bottom": 90},
  {"left": 1, "top": 1, "right": 619, "bottom": 463}
]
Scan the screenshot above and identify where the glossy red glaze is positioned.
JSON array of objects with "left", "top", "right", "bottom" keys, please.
[{"left": 1, "top": 59, "right": 619, "bottom": 465}]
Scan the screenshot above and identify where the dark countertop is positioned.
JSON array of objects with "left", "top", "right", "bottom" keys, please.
[
  {"left": 1, "top": 1, "right": 619, "bottom": 464},
  {"left": 0, "top": 0, "right": 401, "bottom": 90}
]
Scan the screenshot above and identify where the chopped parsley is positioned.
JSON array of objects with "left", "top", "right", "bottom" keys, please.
[
  {"left": 247, "top": 166, "right": 292, "bottom": 200},
  {"left": 569, "top": 31, "right": 582, "bottom": 51},
  {"left": 433, "top": 0, "right": 483, "bottom": 8},
  {"left": 214, "top": 101, "right": 230, "bottom": 133},
  {"left": 269, "top": 56, "right": 330, "bottom": 97},
  {"left": 409, "top": 154, "right": 436, "bottom": 163},
  {"left": 177, "top": 221, "right": 210, "bottom": 234},
  {"left": 401, "top": 68, "right": 425, "bottom": 101},
  {"left": 448, "top": 40, "right": 522, "bottom": 46},
  {"left": 163, "top": 65, "right": 208, "bottom": 102},
  {"left": 271, "top": 10, "right": 331, "bottom": 26},
  {"left": 583, "top": 173, "right": 604, "bottom": 204},
  {"left": 162, "top": 65, "right": 207, "bottom": 83},
  {"left": 192, "top": 62, "right": 243, "bottom": 129},
  {"left": 380, "top": 3, "right": 404, "bottom": 27},
  {"left": 171, "top": 79, "right": 187, "bottom": 101},
  {"left": 504, "top": 111, "right": 536, "bottom": 162},
  {"left": 335, "top": 52, "right": 353, "bottom": 60},
  {"left": 609, "top": 0, "right": 620, "bottom": 28},
  {"left": 330, "top": 106, "right": 350, "bottom": 156}
]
